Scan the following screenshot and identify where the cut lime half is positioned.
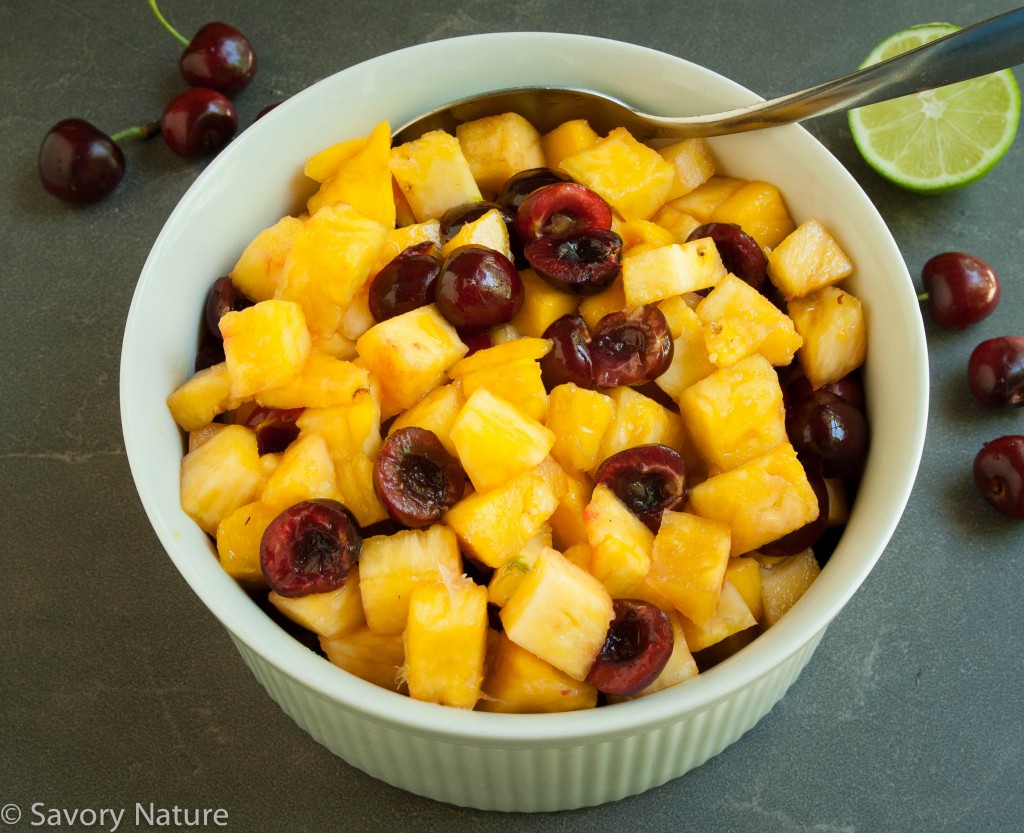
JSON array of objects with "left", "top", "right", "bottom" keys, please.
[{"left": 848, "top": 22, "right": 1021, "bottom": 193}]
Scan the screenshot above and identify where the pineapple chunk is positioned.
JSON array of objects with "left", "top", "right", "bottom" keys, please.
[
  {"left": 678, "top": 580, "right": 757, "bottom": 652},
  {"left": 558, "top": 127, "right": 675, "bottom": 221},
  {"left": 311, "top": 330, "right": 358, "bottom": 361},
  {"left": 768, "top": 217, "right": 854, "bottom": 300},
  {"left": 404, "top": 576, "right": 488, "bottom": 709},
  {"left": 578, "top": 276, "right": 628, "bottom": 331},
  {"left": 447, "top": 336, "right": 551, "bottom": 377},
  {"left": 304, "top": 134, "right": 366, "bottom": 183},
  {"left": 548, "top": 468, "right": 594, "bottom": 551},
  {"left": 545, "top": 383, "right": 616, "bottom": 475},
  {"left": 306, "top": 121, "right": 395, "bottom": 227},
  {"left": 583, "top": 484, "right": 655, "bottom": 598},
  {"left": 788, "top": 286, "right": 867, "bottom": 389},
  {"left": 268, "top": 565, "right": 364, "bottom": 638},
  {"left": 440, "top": 207, "right": 513, "bottom": 260},
  {"left": 650, "top": 202, "right": 702, "bottom": 243},
  {"left": 726, "top": 556, "right": 763, "bottom": 623},
  {"left": 654, "top": 297, "right": 716, "bottom": 399},
  {"left": 444, "top": 462, "right": 564, "bottom": 568},
  {"left": 658, "top": 137, "right": 716, "bottom": 199},
  {"left": 510, "top": 268, "right": 580, "bottom": 337},
  {"left": 697, "top": 273, "right": 803, "bottom": 368},
  {"left": 255, "top": 352, "right": 370, "bottom": 410},
  {"left": 389, "top": 129, "right": 482, "bottom": 222},
  {"left": 449, "top": 387, "right": 555, "bottom": 494},
  {"left": 456, "top": 356, "right": 549, "bottom": 423},
  {"left": 229, "top": 215, "right": 304, "bottom": 302},
  {"left": 358, "top": 524, "right": 462, "bottom": 635},
  {"left": 296, "top": 387, "right": 382, "bottom": 460},
  {"left": 621, "top": 238, "right": 727, "bottom": 307},
  {"left": 759, "top": 548, "right": 821, "bottom": 626},
  {"left": 688, "top": 443, "right": 820, "bottom": 556},
  {"left": 615, "top": 218, "right": 676, "bottom": 258},
  {"left": 215, "top": 500, "right": 277, "bottom": 584},
  {"left": 355, "top": 304, "right": 468, "bottom": 411},
  {"left": 647, "top": 510, "right": 731, "bottom": 627},
  {"left": 166, "top": 362, "right": 240, "bottom": 432},
  {"left": 332, "top": 452, "right": 389, "bottom": 527},
  {"left": 337, "top": 286, "right": 376, "bottom": 342},
  {"left": 479, "top": 631, "right": 599, "bottom": 713},
  {"left": 455, "top": 112, "right": 545, "bottom": 196},
  {"left": 320, "top": 626, "right": 405, "bottom": 691},
  {"left": 710, "top": 180, "right": 795, "bottom": 250},
  {"left": 180, "top": 424, "right": 263, "bottom": 535},
  {"left": 220, "top": 299, "right": 311, "bottom": 399},
  {"left": 660, "top": 176, "right": 745, "bottom": 223},
  {"left": 541, "top": 119, "right": 600, "bottom": 169},
  {"left": 597, "top": 386, "right": 686, "bottom": 469},
  {"left": 387, "top": 381, "right": 464, "bottom": 458},
  {"left": 486, "top": 530, "right": 552, "bottom": 607},
  {"left": 259, "top": 431, "right": 340, "bottom": 514},
  {"left": 371, "top": 220, "right": 441, "bottom": 277},
  {"left": 606, "top": 610, "right": 698, "bottom": 701},
  {"left": 500, "top": 547, "right": 614, "bottom": 681},
  {"left": 678, "top": 353, "right": 787, "bottom": 472}
]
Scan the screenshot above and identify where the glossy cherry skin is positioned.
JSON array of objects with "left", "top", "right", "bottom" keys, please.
[
  {"left": 367, "top": 241, "right": 441, "bottom": 322},
  {"left": 243, "top": 405, "right": 303, "bottom": 455},
  {"left": 587, "top": 599, "right": 674, "bottom": 697},
  {"left": 260, "top": 499, "right": 361, "bottom": 597},
  {"left": 496, "top": 167, "right": 573, "bottom": 213},
  {"left": 967, "top": 336, "right": 1024, "bottom": 408},
  {"left": 973, "top": 435, "right": 1024, "bottom": 519},
  {"left": 524, "top": 228, "right": 623, "bottom": 295},
  {"left": 514, "top": 182, "right": 613, "bottom": 242},
  {"left": 435, "top": 245, "right": 523, "bottom": 332},
  {"left": 686, "top": 222, "right": 767, "bottom": 291},
  {"left": 786, "top": 392, "right": 869, "bottom": 479},
  {"left": 160, "top": 87, "right": 238, "bottom": 157},
  {"left": 921, "top": 252, "right": 1000, "bottom": 329},
  {"left": 440, "top": 201, "right": 515, "bottom": 244},
  {"left": 590, "top": 305, "right": 674, "bottom": 388},
  {"left": 181, "top": 21, "right": 257, "bottom": 96},
  {"left": 38, "top": 119, "right": 124, "bottom": 203},
  {"left": 374, "top": 427, "right": 466, "bottom": 528},
  {"left": 539, "top": 314, "right": 593, "bottom": 390},
  {"left": 205, "top": 276, "right": 253, "bottom": 337}
]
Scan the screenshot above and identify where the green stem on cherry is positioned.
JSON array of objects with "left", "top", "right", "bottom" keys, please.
[
  {"left": 148, "top": 0, "right": 190, "bottom": 47},
  {"left": 110, "top": 121, "right": 162, "bottom": 143},
  {"left": 917, "top": 290, "right": 929, "bottom": 303}
]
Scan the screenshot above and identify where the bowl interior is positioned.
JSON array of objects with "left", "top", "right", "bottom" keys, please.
[{"left": 121, "top": 32, "right": 927, "bottom": 745}]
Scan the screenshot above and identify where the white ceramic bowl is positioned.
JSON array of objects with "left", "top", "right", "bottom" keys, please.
[{"left": 120, "top": 32, "right": 928, "bottom": 812}]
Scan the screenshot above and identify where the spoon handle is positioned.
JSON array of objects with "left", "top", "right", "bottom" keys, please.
[{"left": 671, "top": 5, "right": 1024, "bottom": 136}]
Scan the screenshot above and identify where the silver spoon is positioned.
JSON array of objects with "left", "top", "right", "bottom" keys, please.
[{"left": 393, "top": 6, "right": 1024, "bottom": 143}]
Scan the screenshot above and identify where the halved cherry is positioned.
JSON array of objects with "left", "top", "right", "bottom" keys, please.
[
  {"left": 539, "top": 313, "right": 594, "bottom": 390},
  {"left": 686, "top": 222, "right": 767, "bottom": 291},
  {"left": 260, "top": 499, "right": 361, "bottom": 597},
  {"left": 374, "top": 427, "right": 466, "bottom": 528},
  {"left": 243, "top": 405, "right": 303, "bottom": 455},
  {"left": 524, "top": 228, "right": 622, "bottom": 295},
  {"left": 496, "top": 167, "right": 573, "bottom": 213},
  {"left": 587, "top": 599, "right": 674, "bottom": 697},
  {"left": 594, "top": 444, "right": 687, "bottom": 532},
  {"left": 590, "top": 305, "right": 673, "bottom": 388},
  {"left": 514, "top": 182, "right": 612, "bottom": 242}
]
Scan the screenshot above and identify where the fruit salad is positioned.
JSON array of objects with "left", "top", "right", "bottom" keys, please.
[{"left": 166, "top": 109, "right": 870, "bottom": 712}]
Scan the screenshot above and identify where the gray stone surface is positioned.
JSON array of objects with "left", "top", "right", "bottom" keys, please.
[{"left": 2, "top": 0, "right": 1022, "bottom": 830}]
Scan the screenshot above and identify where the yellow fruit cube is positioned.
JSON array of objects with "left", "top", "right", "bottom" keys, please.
[
  {"left": 220, "top": 299, "right": 311, "bottom": 399},
  {"left": 449, "top": 387, "right": 555, "bottom": 494},
  {"left": 486, "top": 531, "right": 552, "bottom": 607},
  {"left": 311, "top": 330, "right": 357, "bottom": 361},
  {"left": 768, "top": 217, "right": 854, "bottom": 300},
  {"left": 759, "top": 548, "right": 821, "bottom": 626},
  {"left": 371, "top": 221, "right": 441, "bottom": 276},
  {"left": 255, "top": 352, "right": 370, "bottom": 410},
  {"left": 166, "top": 362, "right": 240, "bottom": 432},
  {"left": 615, "top": 218, "right": 676, "bottom": 258},
  {"left": 358, "top": 524, "right": 462, "bottom": 635},
  {"left": 355, "top": 304, "right": 468, "bottom": 411},
  {"left": 658, "top": 137, "right": 716, "bottom": 199},
  {"left": 621, "top": 238, "right": 727, "bottom": 307},
  {"left": 304, "top": 135, "right": 366, "bottom": 183},
  {"left": 479, "top": 632, "right": 599, "bottom": 713},
  {"left": 404, "top": 576, "right": 488, "bottom": 709},
  {"left": 654, "top": 298, "right": 716, "bottom": 399},
  {"left": 268, "top": 565, "right": 365, "bottom": 638},
  {"left": 447, "top": 336, "right": 552, "bottom": 377},
  {"left": 229, "top": 215, "right": 304, "bottom": 302},
  {"left": 180, "top": 424, "right": 263, "bottom": 535},
  {"left": 678, "top": 353, "right": 787, "bottom": 472},
  {"left": 678, "top": 580, "right": 757, "bottom": 652},
  {"left": 444, "top": 463, "right": 564, "bottom": 568},
  {"left": 661, "top": 176, "right": 745, "bottom": 223},
  {"left": 548, "top": 468, "right": 594, "bottom": 551},
  {"left": 319, "top": 626, "right": 405, "bottom": 691},
  {"left": 259, "top": 431, "right": 341, "bottom": 514},
  {"left": 578, "top": 276, "right": 628, "bottom": 331},
  {"left": 500, "top": 547, "right": 614, "bottom": 681},
  {"left": 696, "top": 273, "right": 803, "bottom": 368},
  {"left": 440, "top": 207, "right": 513, "bottom": 261},
  {"left": 583, "top": 484, "right": 654, "bottom": 598},
  {"left": 710, "top": 180, "right": 795, "bottom": 250},
  {"left": 558, "top": 127, "right": 675, "bottom": 221},
  {"left": 306, "top": 121, "right": 395, "bottom": 227},
  {"left": 332, "top": 452, "right": 389, "bottom": 527},
  {"left": 726, "top": 556, "right": 763, "bottom": 623},
  {"left": 387, "top": 381, "right": 464, "bottom": 459},
  {"left": 215, "top": 500, "right": 278, "bottom": 584},
  {"left": 597, "top": 386, "right": 686, "bottom": 469},
  {"left": 545, "top": 383, "right": 616, "bottom": 475},
  {"left": 541, "top": 119, "right": 600, "bottom": 169},
  {"left": 647, "top": 511, "right": 731, "bottom": 627},
  {"left": 688, "top": 443, "right": 820, "bottom": 556},
  {"left": 650, "top": 201, "right": 702, "bottom": 243},
  {"left": 455, "top": 112, "right": 545, "bottom": 196},
  {"left": 456, "top": 357, "right": 549, "bottom": 423},
  {"left": 296, "top": 387, "right": 382, "bottom": 460},
  {"left": 509, "top": 268, "right": 580, "bottom": 337},
  {"left": 788, "top": 286, "right": 867, "bottom": 389},
  {"left": 389, "top": 129, "right": 483, "bottom": 221}
]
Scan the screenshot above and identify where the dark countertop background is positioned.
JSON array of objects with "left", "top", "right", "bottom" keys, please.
[{"left": 3, "top": 1, "right": 1023, "bottom": 830}]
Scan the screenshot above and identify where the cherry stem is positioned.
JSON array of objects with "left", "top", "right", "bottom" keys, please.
[
  {"left": 110, "top": 121, "right": 162, "bottom": 144},
  {"left": 148, "top": 0, "right": 190, "bottom": 47},
  {"left": 917, "top": 291, "right": 929, "bottom": 303}
]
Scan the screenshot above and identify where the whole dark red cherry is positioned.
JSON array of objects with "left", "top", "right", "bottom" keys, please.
[
  {"left": 435, "top": 245, "right": 523, "bottom": 332},
  {"left": 786, "top": 373, "right": 865, "bottom": 414},
  {"left": 38, "top": 119, "right": 126, "bottom": 204},
  {"left": 205, "top": 276, "right": 253, "bottom": 337},
  {"left": 590, "top": 305, "right": 674, "bottom": 388},
  {"left": 786, "top": 391, "right": 869, "bottom": 479},
  {"left": 920, "top": 251, "right": 1000, "bottom": 329},
  {"left": 160, "top": 87, "right": 238, "bottom": 157},
  {"left": 367, "top": 241, "right": 441, "bottom": 322},
  {"left": 374, "top": 427, "right": 466, "bottom": 528},
  {"left": 149, "top": 0, "right": 256, "bottom": 96},
  {"left": 686, "top": 222, "right": 767, "bottom": 291},
  {"left": 973, "top": 435, "right": 1024, "bottom": 519},
  {"left": 260, "top": 499, "right": 361, "bottom": 597},
  {"left": 540, "top": 314, "right": 594, "bottom": 390},
  {"left": 587, "top": 599, "right": 674, "bottom": 697},
  {"left": 967, "top": 336, "right": 1024, "bottom": 408},
  {"left": 594, "top": 445, "right": 687, "bottom": 532}
]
